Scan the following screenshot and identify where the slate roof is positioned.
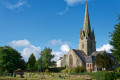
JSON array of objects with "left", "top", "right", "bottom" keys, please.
[
  {"left": 85, "top": 56, "right": 95, "bottom": 63},
  {"left": 72, "top": 49, "right": 86, "bottom": 63},
  {"left": 72, "top": 50, "right": 116, "bottom": 63},
  {"left": 91, "top": 51, "right": 105, "bottom": 56}
]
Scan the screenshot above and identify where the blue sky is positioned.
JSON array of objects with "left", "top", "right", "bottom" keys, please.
[{"left": 0, "top": 0, "right": 120, "bottom": 61}]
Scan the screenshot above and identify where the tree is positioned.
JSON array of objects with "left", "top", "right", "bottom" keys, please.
[
  {"left": 27, "top": 53, "right": 36, "bottom": 70},
  {"left": 0, "top": 46, "right": 25, "bottom": 73},
  {"left": 36, "top": 48, "right": 55, "bottom": 71},
  {"left": 102, "top": 53, "right": 113, "bottom": 69},
  {"left": 110, "top": 16, "right": 120, "bottom": 61},
  {"left": 95, "top": 53, "right": 104, "bottom": 69},
  {"left": 36, "top": 58, "right": 42, "bottom": 71},
  {"left": 95, "top": 52, "right": 113, "bottom": 70}
]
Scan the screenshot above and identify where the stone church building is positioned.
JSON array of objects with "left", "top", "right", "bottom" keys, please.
[{"left": 56, "top": 3, "right": 118, "bottom": 71}]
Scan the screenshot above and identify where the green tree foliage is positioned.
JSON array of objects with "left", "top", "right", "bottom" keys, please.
[
  {"left": 73, "top": 66, "right": 86, "bottom": 73},
  {"left": 61, "top": 66, "right": 86, "bottom": 74},
  {"left": 102, "top": 53, "right": 113, "bottom": 69},
  {"left": 95, "top": 53, "right": 104, "bottom": 68},
  {"left": 110, "top": 16, "right": 120, "bottom": 61},
  {"left": 27, "top": 53, "right": 36, "bottom": 70},
  {"left": 95, "top": 52, "right": 113, "bottom": 70},
  {"left": 36, "top": 48, "right": 55, "bottom": 71},
  {"left": 36, "top": 58, "right": 42, "bottom": 71},
  {"left": 0, "top": 46, "right": 25, "bottom": 73}
]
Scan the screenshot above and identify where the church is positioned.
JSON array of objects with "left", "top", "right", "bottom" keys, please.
[{"left": 56, "top": 3, "right": 118, "bottom": 72}]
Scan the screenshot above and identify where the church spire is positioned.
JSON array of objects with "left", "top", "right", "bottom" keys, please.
[
  {"left": 80, "top": 27, "right": 82, "bottom": 38},
  {"left": 83, "top": 2, "right": 91, "bottom": 38},
  {"left": 78, "top": 2, "right": 96, "bottom": 56}
]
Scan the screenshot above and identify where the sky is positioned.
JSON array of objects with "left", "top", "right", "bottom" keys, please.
[{"left": 0, "top": 0, "right": 120, "bottom": 62}]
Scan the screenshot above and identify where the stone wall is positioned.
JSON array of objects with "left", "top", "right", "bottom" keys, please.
[{"left": 66, "top": 49, "right": 84, "bottom": 68}]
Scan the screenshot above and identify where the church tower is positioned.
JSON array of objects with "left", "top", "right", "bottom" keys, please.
[{"left": 78, "top": 2, "right": 96, "bottom": 56}]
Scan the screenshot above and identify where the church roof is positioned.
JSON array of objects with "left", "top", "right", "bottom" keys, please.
[
  {"left": 72, "top": 50, "right": 116, "bottom": 63},
  {"left": 88, "top": 51, "right": 116, "bottom": 63},
  {"left": 91, "top": 51, "right": 105, "bottom": 56},
  {"left": 85, "top": 56, "right": 95, "bottom": 63},
  {"left": 72, "top": 49, "right": 86, "bottom": 63}
]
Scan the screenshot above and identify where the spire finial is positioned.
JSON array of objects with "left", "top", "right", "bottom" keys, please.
[{"left": 83, "top": 2, "right": 91, "bottom": 38}]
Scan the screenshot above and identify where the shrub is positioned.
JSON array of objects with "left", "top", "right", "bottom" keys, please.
[
  {"left": 73, "top": 66, "right": 86, "bottom": 73},
  {"left": 45, "top": 69, "right": 49, "bottom": 73},
  {"left": 48, "top": 67, "right": 65, "bottom": 72},
  {"left": 61, "top": 69, "right": 68, "bottom": 73},
  {"left": 103, "top": 72, "right": 118, "bottom": 80},
  {"left": 68, "top": 69, "right": 73, "bottom": 73},
  {"left": 116, "top": 67, "right": 120, "bottom": 72},
  {"left": 14, "top": 68, "right": 22, "bottom": 72}
]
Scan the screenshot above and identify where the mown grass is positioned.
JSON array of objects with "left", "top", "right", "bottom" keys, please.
[
  {"left": 0, "top": 72, "right": 86, "bottom": 80},
  {"left": 69, "top": 71, "right": 104, "bottom": 80},
  {"left": 86, "top": 71, "right": 106, "bottom": 80},
  {"left": 0, "top": 77, "right": 84, "bottom": 80},
  {"left": 1, "top": 71, "right": 119, "bottom": 80}
]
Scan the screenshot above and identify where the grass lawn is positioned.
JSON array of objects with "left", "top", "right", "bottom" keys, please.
[
  {"left": 1, "top": 71, "right": 119, "bottom": 80},
  {"left": 87, "top": 71, "right": 106, "bottom": 80},
  {"left": 0, "top": 77, "right": 84, "bottom": 80},
  {"left": 0, "top": 72, "right": 88, "bottom": 80}
]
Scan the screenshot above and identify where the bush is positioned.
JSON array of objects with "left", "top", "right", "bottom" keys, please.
[
  {"left": 45, "top": 69, "right": 49, "bottom": 73},
  {"left": 103, "top": 72, "right": 118, "bottom": 80},
  {"left": 14, "top": 68, "right": 22, "bottom": 72},
  {"left": 73, "top": 66, "right": 86, "bottom": 73},
  {"left": 61, "top": 69, "right": 68, "bottom": 73},
  {"left": 68, "top": 69, "right": 73, "bottom": 73},
  {"left": 61, "top": 66, "right": 86, "bottom": 74},
  {"left": 48, "top": 67, "right": 65, "bottom": 72},
  {"left": 116, "top": 67, "right": 120, "bottom": 72}
]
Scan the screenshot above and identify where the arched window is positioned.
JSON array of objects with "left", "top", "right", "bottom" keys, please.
[{"left": 69, "top": 54, "right": 73, "bottom": 66}]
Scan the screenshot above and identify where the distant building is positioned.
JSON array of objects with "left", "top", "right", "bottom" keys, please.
[
  {"left": 57, "top": 55, "right": 66, "bottom": 67},
  {"left": 56, "top": 2, "right": 118, "bottom": 71}
]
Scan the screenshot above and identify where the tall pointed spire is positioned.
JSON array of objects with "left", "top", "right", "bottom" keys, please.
[
  {"left": 83, "top": 2, "right": 91, "bottom": 38},
  {"left": 80, "top": 27, "right": 82, "bottom": 38},
  {"left": 79, "top": 2, "right": 96, "bottom": 55}
]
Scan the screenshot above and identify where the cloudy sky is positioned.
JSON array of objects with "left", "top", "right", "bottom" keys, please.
[{"left": 0, "top": 0, "right": 120, "bottom": 61}]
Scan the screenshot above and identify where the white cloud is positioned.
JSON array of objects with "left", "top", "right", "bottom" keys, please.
[
  {"left": 5, "top": 0, "right": 29, "bottom": 10},
  {"left": 52, "top": 51, "right": 63, "bottom": 61},
  {"left": 52, "top": 51, "right": 62, "bottom": 56},
  {"left": 52, "top": 44, "right": 70, "bottom": 61},
  {"left": 48, "top": 39, "right": 69, "bottom": 46},
  {"left": 97, "top": 44, "right": 113, "bottom": 53},
  {"left": 10, "top": 39, "right": 30, "bottom": 47},
  {"left": 21, "top": 45, "right": 41, "bottom": 61},
  {"left": 9, "top": 39, "right": 70, "bottom": 61},
  {"left": 9, "top": 39, "right": 41, "bottom": 62},
  {"left": 64, "top": 0, "right": 89, "bottom": 6},
  {"left": 57, "top": 6, "right": 69, "bottom": 15},
  {"left": 57, "top": 0, "right": 89, "bottom": 15},
  {"left": 48, "top": 39, "right": 70, "bottom": 61},
  {"left": 60, "top": 44, "right": 70, "bottom": 53}
]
